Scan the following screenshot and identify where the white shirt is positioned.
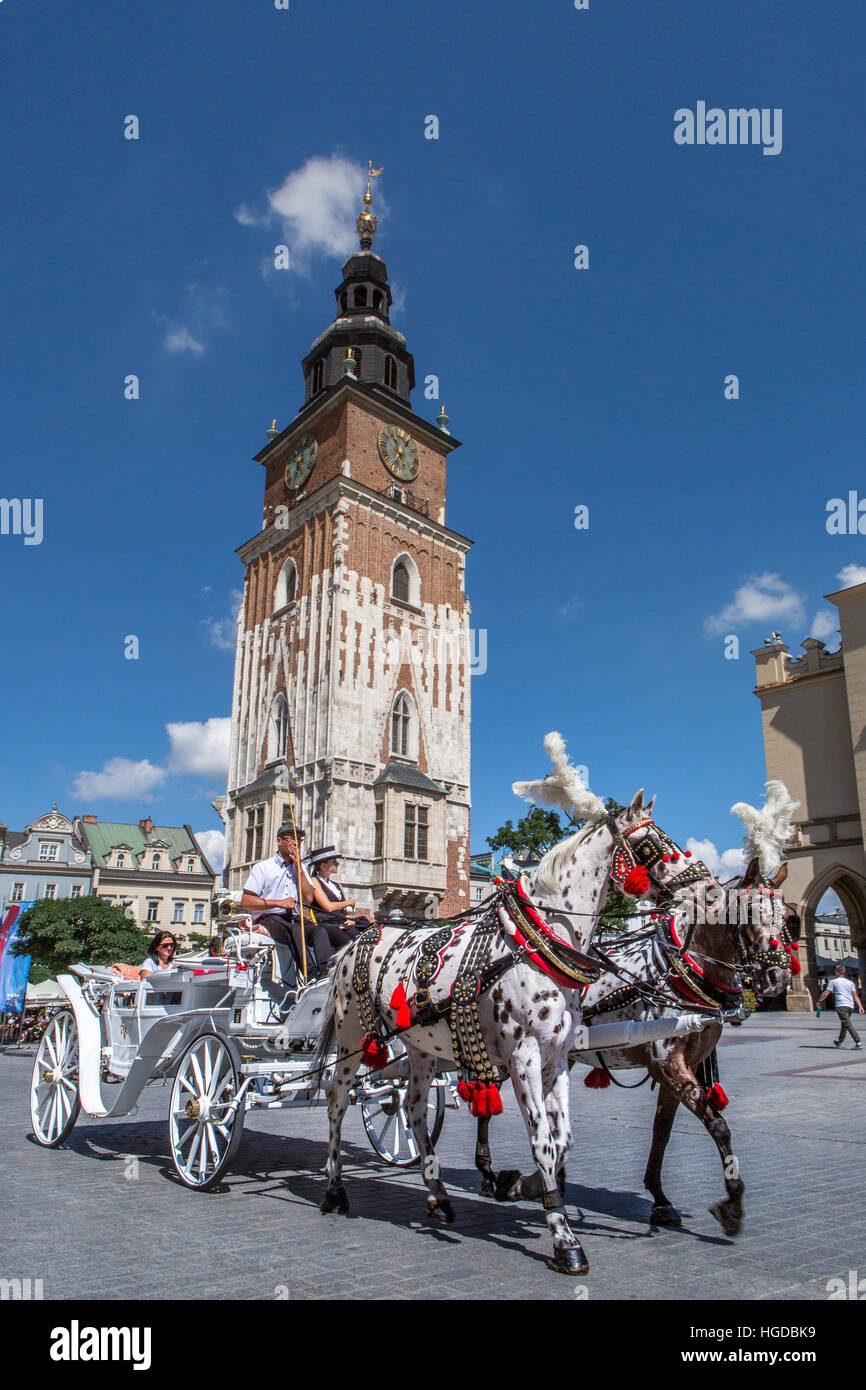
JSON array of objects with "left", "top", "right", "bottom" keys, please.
[
  {"left": 138, "top": 958, "right": 174, "bottom": 976},
  {"left": 827, "top": 976, "right": 858, "bottom": 1009},
  {"left": 244, "top": 853, "right": 312, "bottom": 922}
]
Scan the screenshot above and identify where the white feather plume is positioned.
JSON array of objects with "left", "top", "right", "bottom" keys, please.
[
  {"left": 512, "top": 731, "right": 607, "bottom": 824},
  {"left": 730, "top": 780, "right": 800, "bottom": 876}
]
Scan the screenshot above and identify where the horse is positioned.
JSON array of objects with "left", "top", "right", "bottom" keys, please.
[
  {"left": 484, "top": 781, "right": 800, "bottom": 1239},
  {"left": 314, "top": 733, "right": 723, "bottom": 1274}
]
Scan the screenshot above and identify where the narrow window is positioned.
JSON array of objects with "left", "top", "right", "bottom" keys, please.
[
  {"left": 340, "top": 292, "right": 348, "bottom": 313},
  {"left": 374, "top": 802, "right": 384, "bottom": 858},
  {"left": 312, "top": 359, "right": 324, "bottom": 393},
  {"left": 417, "top": 806, "right": 428, "bottom": 862},
  {"left": 11, "top": 882, "right": 24, "bottom": 902},
  {"left": 193, "top": 901, "right": 205, "bottom": 924},
  {"left": 353, "top": 286, "right": 367, "bottom": 307},
  {"left": 391, "top": 694, "right": 410, "bottom": 756},
  {"left": 385, "top": 356, "right": 398, "bottom": 390},
  {"left": 353, "top": 348, "right": 363, "bottom": 378},
  {"left": 151, "top": 854, "right": 159, "bottom": 870},
  {"left": 172, "top": 901, "right": 184, "bottom": 924},
  {"left": 392, "top": 561, "right": 409, "bottom": 603},
  {"left": 117, "top": 853, "right": 125, "bottom": 869},
  {"left": 186, "top": 857, "right": 195, "bottom": 872},
  {"left": 373, "top": 290, "right": 384, "bottom": 314},
  {"left": 404, "top": 804, "right": 416, "bottom": 859},
  {"left": 146, "top": 900, "right": 159, "bottom": 923}
]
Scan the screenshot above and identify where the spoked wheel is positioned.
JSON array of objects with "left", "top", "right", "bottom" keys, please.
[
  {"left": 30, "top": 1009, "right": 81, "bottom": 1147},
  {"left": 361, "top": 1079, "right": 445, "bottom": 1167},
  {"left": 168, "top": 1032, "right": 245, "bottom": 1190}
]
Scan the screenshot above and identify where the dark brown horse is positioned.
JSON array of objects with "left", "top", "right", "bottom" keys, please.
[{"left": 479, "top": 858, "right": 798, "bottom": 1237}]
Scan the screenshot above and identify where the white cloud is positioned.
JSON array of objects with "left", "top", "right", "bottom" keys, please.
[
  {"left": 837, "top": 564, "right": 866, "bottom": 589},
  {"left": 557, "top": 595, "right": 583, "bottom": 619},
  {"left": 390, "top": 282, "right": 407, "bottom": 315},
  {"left": 705, "top": 573, "right": 806, "bottom": 636},
  {"left": 167, "top": 717, "right": 231, "bottom": 781},
  {"left": 195, "top": 828, "right": 226, "bottom": 872},
  {"left": 238, "top": 155, "right": 377, "bottom": 269},
  {"left": 685, "top": 837, "right": 746, "bottom": 880},
  {"left": 810, "top": 609, "right": 838, "bottom": 642},
  {"left": 202, "top": 589, "right": 244, "bottom": 651},
  {"left": 72, "top": 758, "right": 168, "bottom": 800},
  {"left": 164, "top": 326, "right": 205, "bottom": 355}
]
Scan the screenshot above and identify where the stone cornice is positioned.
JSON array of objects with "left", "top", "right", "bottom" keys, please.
[{"left": 237, "top": 475, "right": 472, "bottom": 565}]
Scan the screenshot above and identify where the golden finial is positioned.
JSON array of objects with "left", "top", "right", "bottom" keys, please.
[{"left": 357, "top": 162, "right": 383, "bottom": 249}]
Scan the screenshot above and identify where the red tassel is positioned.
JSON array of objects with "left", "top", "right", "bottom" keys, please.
[
  {"left": 360, "top": 1034, "right": 389, "bottom": 1071},
  {"left": 789, "top": 954, "right": 802, "bottom": 976},
  {"left": 470, "top": 1083, "right": 503, "bottom": 1117},
  {"left": 584, "top": 1067, "right": 611, "bottom": 1089},
  {"left": 622, "top": 866, "right": 651, "bottom": 897},
  {"left": 389, "top": 983, "right": 412, "bottom": 1030},
  {"left": 457, "top": 1080, "right": 474, "bottom": 1102},
  {"left": 707, "top": 1083, "right": 729, "bottom": 1112}
]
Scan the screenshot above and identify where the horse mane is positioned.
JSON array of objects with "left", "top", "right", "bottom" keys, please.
[
  {"left": 512, "top": 731, "right": 608, "bottom": 893},
  {"left": 730, "top": 780, "right": 800, "bottom": 876}
]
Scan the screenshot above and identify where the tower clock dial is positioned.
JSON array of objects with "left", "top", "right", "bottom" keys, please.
[
  {"left": 378, "top": 425, "right": 419, "bottom": 482},
  {"left": 285, "top": 432, "right": 318, "bottom": 490}
]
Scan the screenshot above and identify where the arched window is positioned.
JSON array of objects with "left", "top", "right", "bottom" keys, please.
[
  {"left": 384, "top": 356, "right": 398, "bottom": 390},
  {"left": 391, "top": 693, "right": 413, "bottom": 758},
  {"left": 151, "top": 854, "right": 160, "bottom": 871},
  {"left": 393, "top": 560, "right": 410, "bottom": 603},
  {"left": 391, "top": 553, "right": 420, "bottom": 607},
  {"left": 274, "top": 558, "right": 297, "bottom": 611},
  {"left": 373, "top": 290, "right": 384, "bottom": 314},
  {"left": 270, "top": 693, "right": 288, "bottom": 761},
  {"left": 353, "top": 286, "right": 367, "bottom": 308},
  {"left": 312, "top": 359, "right": 324, "bottom": 393}
]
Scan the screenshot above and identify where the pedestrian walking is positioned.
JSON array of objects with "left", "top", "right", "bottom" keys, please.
[{"left": 817, "top": 965, "right": 864, "bottom": 1048}]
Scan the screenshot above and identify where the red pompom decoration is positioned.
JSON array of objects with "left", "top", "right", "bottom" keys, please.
[
  {"left": 361, "top": 1034, "right": 390, "bottom": 1071},
  {"left": 457, "top": 1080, "right": 474, "bottom": 1102},
  {"left": 789, "top": 954, "right": 802, "bottom": 976},
  {"left": 684, "top": 850, "right": 692, "bottom": 858},
  {"left": 584, "top": 1067, "right": 611, "bottom": 1089},
  {"left": 707, "top": 1083, "right": 729, "bottom": 1112},
  {"left": 622, "top": 866, "right": 651, "bottom": 897},
  {"left": 470, "top": 1083, "right": 503, "bottom": 1117},
  {"left": 389, "top": 983, "right": 412, "bottom": 1031},
  {"left": 662, "top": 853, "right": 670, "bottom": 862}
]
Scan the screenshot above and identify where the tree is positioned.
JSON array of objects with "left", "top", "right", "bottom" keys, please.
[
  {"left": 486, "top": 807, "right": 567, "bottom": 859},
  {"left": 486, "top": 797, "right": 637, "bottom": 933},
  {"left": 12, "top": 896, "right": 152, "bottom": 976},
  {"left": 186, "top": 932, "right": 210, "bottom": 952}
]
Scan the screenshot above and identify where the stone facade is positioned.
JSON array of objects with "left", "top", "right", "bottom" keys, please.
[
  {"left": 0, "top": 809, "right": 92, "bottom": 915},
  {"left": 222, "top": 223, "right": 471, "bottom": 917},
  {"left": 752, "top": 580, "right": 866, "bottom": 1005}
]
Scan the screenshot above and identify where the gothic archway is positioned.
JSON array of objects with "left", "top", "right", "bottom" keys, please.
[{"left": 801, "top": 864, "right": 866, "bottom": 994}]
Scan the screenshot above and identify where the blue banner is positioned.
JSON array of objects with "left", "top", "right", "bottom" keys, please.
[{"left": 0, "top": 902, "right": 35, "bottom": 1014}]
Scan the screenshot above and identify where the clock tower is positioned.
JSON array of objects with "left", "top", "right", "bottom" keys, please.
[{"left": 221, "top": 170, "right": 472, "bottom": 918}]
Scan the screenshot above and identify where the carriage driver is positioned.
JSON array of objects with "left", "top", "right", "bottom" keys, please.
[{"left": 240, "top": 825, "right": 317, "bottom": 968}]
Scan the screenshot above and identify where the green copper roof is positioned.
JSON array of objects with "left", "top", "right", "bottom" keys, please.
[{"left": 80, "top": 822, "right": 207, "bottom": 870}]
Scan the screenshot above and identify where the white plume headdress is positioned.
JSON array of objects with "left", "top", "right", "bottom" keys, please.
[
  {"left": 512, "top": 731, "right": 607, "bottom": 824},
  {"left": 730, "top": 780, "right": 800, "bottom": 876}
]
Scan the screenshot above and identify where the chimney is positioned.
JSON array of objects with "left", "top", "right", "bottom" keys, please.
[
  {"left": 140, "top": 817, "right": 153, "bottom": 834},
  {"left": 81, "top": 815, "right": 98, "bottom": 824}
]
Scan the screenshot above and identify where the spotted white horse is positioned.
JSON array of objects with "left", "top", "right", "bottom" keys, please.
[{"left": 315, "top": 732, "right": 721, "bottom": 1274}]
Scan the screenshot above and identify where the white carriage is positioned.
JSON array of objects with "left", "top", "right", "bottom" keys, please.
[{"left": 29, "top": 911, "right": 457, "bottom": 1188}]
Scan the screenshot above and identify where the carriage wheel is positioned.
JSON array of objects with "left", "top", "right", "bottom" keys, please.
[
  {"left": 30, "top": 1010, "right": 81, "bottom": 1147},
  {"left": 168, "top": 1033, "right": 245, "bottom": 1190},
  {"left": 361, "top": 1080, "right": 445, "bottom": 1167}
]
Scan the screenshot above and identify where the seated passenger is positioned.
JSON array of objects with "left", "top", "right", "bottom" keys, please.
[
  {"left": 112, "top": 930, "right": 178, "bottom": 981},
  {"left": 307, "top": 846, "right": 372, "bottom": 970}
]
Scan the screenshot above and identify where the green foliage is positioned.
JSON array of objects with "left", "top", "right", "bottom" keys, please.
[
  {"left": 486, "top": 807, "right": 567, "bottom": 858},
  {"left": 12, "top": 896, "right": 151, "bottom": 975},
  {"left": 186, "top": 933, "right": 210, "bottom": 952}
]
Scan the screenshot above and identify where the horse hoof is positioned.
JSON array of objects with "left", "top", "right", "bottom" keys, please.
[
  {"left": 320, "top": 1187, "right": 349, "bottom": 1215},
  {"left": 494, "top": 1169, "right": 523, "bottom": 1202},
  {"left": 426, "top": 1196, "right": 455, "bottom": 1224},
  {"left": 650, "top": 1204, "right": 682, "bottom": 1229},
  {"left": 548, "top": 1245, "right": 589, "bottom": 1276},
  {"left": 709, "top": 1201, "right": 742, "bottom": 1238},
  {"left": 479, "top": 1178, "right": 496, "bottom": 1199}
]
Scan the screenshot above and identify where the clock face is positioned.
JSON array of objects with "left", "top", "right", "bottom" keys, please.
[
  {"left": 378, "top": 426, "right": 419, "bottom": 482},
  {"left": 285, "top": 432, "right": 318, "bottom": 490}
]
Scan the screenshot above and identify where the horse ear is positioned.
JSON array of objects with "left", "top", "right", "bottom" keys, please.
[
  {"left": 771, "top": 862, "right": 788, "bottom": 887},
  {"left": 626, "top": 790, "right": 645, "bottom": 820},
  {"left": 741, "top": 856, "right": 761, "bottom": 887},
  {"left": 644, "top": 794, "right": 656, "bottom": 816}
]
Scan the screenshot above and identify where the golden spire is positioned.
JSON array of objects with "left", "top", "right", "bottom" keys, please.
[{"left": 356, "top": 161, "right": 383, "bottom": 250}]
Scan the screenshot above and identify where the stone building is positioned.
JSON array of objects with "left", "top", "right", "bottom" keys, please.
[
  {"left": 221, "top": 172, "right": 472, "bottom": 916},
  {"left": 752, "top": 579, "right": 866, "bottom": 1005}
]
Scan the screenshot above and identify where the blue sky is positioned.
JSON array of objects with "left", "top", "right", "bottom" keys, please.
[{"left": 1, "top": 0, "right": 863, "bottom": 888}]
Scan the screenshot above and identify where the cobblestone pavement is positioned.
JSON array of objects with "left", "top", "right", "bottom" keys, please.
[{"left": 1, "top": 1013, "right": 863, "bottom": 1301}]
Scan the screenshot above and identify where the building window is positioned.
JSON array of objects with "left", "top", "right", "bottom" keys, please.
[
  {"left": 11, "top": 882, "right": 24, "bottom": 902},
  {"left": 391, "top": 694, "right": 412, "bottom": 757},
  {"left": 172, "top": 901, "right": 184, "bottom": 924},
  {"left": 193, "top": 901, "right": 205, "bottom": 924},
  {"left": 245, "top": 806, "right": 265, "bottom": 864},
  {"left": 117, "top": 853, "right": 126, "bottom": 869},
  {"left": 274, "top": 559, "right": 297, "bottom": 610},
  {"left": 71, "top": 885, "right": 82, "bottom": 899},
  {"left": 474, "top": 886, "right": 484, "bottom": 903},
  {"left": 384, "top": 355, "right": 398, "bottom": 390},
  {"left": 340, "top": 292, "right": 348, "bottom": 313},
  {"left": 186, "top": 857, "right": 195, "bottom": 872},
  {"left": 267, "top": 693, "right": 289, "bottom": 763},
  {"left": 403, "top": 805, "right": 428, "bottom": 861},
  {"left": 146, "top": 900, "right": 159, "bottom": 923},
  {"left": 353, "top": 286, "right": 367, "bottom": 308},
  {"left": 374, "top": 802, "right": 384, "bottom": 858},
  {"left": 312, "top": 359, "right": 325, "bottom": 393},
  {"left": 353, "top": 348, "right": 363, "bottom": 378},
  {"left": 373, "top": 290, "right": 384, "bottom": 314},
  {"left": 151, "top": 855, "right": 160, "bottom": 871},
  {"left": 39, "top": 843, "right": 58, "bottom": 861},
  {"left": 44, "top": 883, "right": 57, "bottom": 900},
  {"left": 392, "top": 561, "right": 410, "bottom": 603}
]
